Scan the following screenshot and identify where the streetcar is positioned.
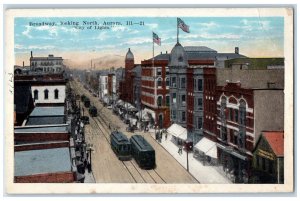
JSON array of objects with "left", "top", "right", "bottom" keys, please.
[
  {"left": 110, "top": 131, "right": 132, "bottom": 161},
  {"left": 130, "top": 135, "right": 156, "bottom": 169},
  {"left": 89, "top": 106, "right": 97, "bottom": 117}
]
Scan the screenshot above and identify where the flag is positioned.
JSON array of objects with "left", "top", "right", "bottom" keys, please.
[
  {"left": 177, "top": 18, "right": 190, "bottom": 33},
  {"left": 153, "top": 32, "right": 161, "bottom": 46}
]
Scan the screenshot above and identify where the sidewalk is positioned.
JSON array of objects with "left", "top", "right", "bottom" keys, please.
[
  {"left": 84, "top": 170, "right": 96, "bottom": 183},
  {"left": 149, "top": 130, "right": 232, "bottom": 184}
]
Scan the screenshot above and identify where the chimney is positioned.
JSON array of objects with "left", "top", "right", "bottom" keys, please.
[
  {"left": 31, "top": 51, "right": 33, "bottom": 57},
  {"left": 23, "top": 61, "right": 24, "bottom": 67},
  {"left": 235, "top": 47, "right": 239, "bottom": 54}
]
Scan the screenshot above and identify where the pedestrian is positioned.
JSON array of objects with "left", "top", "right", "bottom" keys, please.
[{"left": 165, "top": 132, "right": 168, "bottom": 140}]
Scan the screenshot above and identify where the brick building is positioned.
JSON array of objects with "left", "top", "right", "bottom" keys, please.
[{"left": 215, "top": 59, "right": 284, "bottom": 183}]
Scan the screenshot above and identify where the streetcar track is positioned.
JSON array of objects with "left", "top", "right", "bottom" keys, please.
[{"left": 71, "top": 81, "right": 169, "bottom": 184}]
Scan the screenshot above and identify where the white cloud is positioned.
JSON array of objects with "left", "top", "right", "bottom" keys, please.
[
  {"left": 28, "top": 45, "right": 55, "bottom": 50},
  {"left": 22, "top": 26, "right": 33, "bottom": 38},
  {"left": 111, "top": 26, "right": 128, "bottom": 32},
  {"left": 121, "top": 37, "right": 152, "bottom": 46},
  {"left": 146, "top": 23, "right": 158, "bottom": 29},
  {"left": 195, "top": 22, "right": 218, "bottom": 28},
  {"left": 15, "top": 44, "right": 25, "bottom": 49}
]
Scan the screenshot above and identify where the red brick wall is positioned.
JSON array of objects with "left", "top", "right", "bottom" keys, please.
[
  {"left": 15, "top": 141, "right": 69, "bottom": 152},
  {"left": 15, "top": 171, "right": 75, "bottom": 183},
  {"left": 15, "top": 132, "right": 69, "bottom": 142},
  {"left": 186, "top": 68, "right": 194, "bottom": 130},
  {"left": 203, "top": 67, "right": 217, "bottom": 140}
]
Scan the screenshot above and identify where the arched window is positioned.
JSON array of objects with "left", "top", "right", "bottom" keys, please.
[
  {"left": 157, "top": 96, "right": 163, "bottom": 107},
  {"left": 54, "top": 89, "right": 59, "bottom": 99},
  {"left": 220, "top": 96, "right": 227, "bottom": 141},
  {"left": 157, "top": 78, "right": 162, "bottom": 87},
  {"left": 165, "top": 95, "right": 170, "bottom": 106},
  {"left": 34, "top": 90, "right": 38, "bottom": 100},
  {"left": 44, "top": 89, "right": 49, "bottom": 100},
  {"left": 165, "top": 77, "right": 170, "bottom": 87}
]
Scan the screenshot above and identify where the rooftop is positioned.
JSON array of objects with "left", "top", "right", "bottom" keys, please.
[
  {"left": 184, "top": 46, "right": 217, "bottom": 53},
  {"left": 262, "top": 131, "right": 284, "bottom": 157},
  {"left": 14, "top": 147, "right": 72, "bottom": 176},
  {"left": 29, "top": 106, "right": 65, "bottom": 117},
  {"left": 14, "top": 125, "right": 68, "bottom": 133},
  {"left": 26, "top": 116, "right": 65, "bottom": 126}
]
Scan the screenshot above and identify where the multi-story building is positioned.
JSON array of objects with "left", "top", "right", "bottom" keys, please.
[
  {"left": 141, "top": 45, "right": 245, "bottom": 131},
  {"left": 141, "top": 52, "right": 170, "bottom": 128},
  {"left": 29, "top": 51, "right": 65, "bottom": 73},
  {"left": 215, "top": 58, "right": 284, "bottom": 183},
  {"left": 99, "top": 74, "right": 108, "bottom": 100},
  {"left": 15, "top": 74, "right": 67, "bottom": 107},
  {"left": 119, "top": 48, "right": 135, "bottom": 104},
  {"left": 107, "top": 73, "right": 117, "bottom": 103}
]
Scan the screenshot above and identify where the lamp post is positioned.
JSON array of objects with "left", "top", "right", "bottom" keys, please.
[{"left": 86, "top": 143, "right": 94, "bottom": 173}]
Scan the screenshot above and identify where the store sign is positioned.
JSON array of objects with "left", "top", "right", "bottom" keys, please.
[{"left": 257, "top": 149, "right": 275, "bottom": 160}]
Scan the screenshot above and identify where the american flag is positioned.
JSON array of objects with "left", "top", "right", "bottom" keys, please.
[
  {"left": 153, "top": 32, "right": 161, "bottom": 46},
  {"left": 177, "top": 18, "right": 190, "bottom": 33}
]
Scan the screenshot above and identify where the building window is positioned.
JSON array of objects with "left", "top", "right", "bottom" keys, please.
[
  {"left": 197, "top": 79, "right": 203, "bottom": 91},
  {"left": 105, "top": 77, "right": 108, "bottom": 84},
  {"left": 166, "top": 95, "right": 170, "bottom": 106},
  {"left": 157, "top": 77, "right": 162, "bottom": 87},
  {"left": 166, "top": 77, "right": 170, "bottom": 87},
  {"left": 182, "top": 111, "right": 186, "bottom": 122},
  {"left": 220, "top": 126, "right": 227, "bottom": 141},
  {"left": 54, "top": 89, "right": 59, "bottom": 99},
  {"left": 166, "top": 68, "right": 169, "bottom": 76},
  {"left": 33, "top": 90, "right": 38, "bottom": 100},
  {"left": 171, "top": 110, "right": 176, "bottom": 120},
  {"left": 157, "top": 68, "right": 162, "bottom": 76},
  {"left": 181, "top": 94, "right": 186, "bottom": 105},
  {"left": 229, "top": 108, "right": 234, "bottom": 121},
  {"left": 234, "top": 109, "right": 239, "bottom": 122},
  {"left": 197, "top": 117, "right": 202, "bottom": 129},
  {"left": 172, "top": 93, "right": 176, "bottom": 104},
  {"left": 194, "top": 78, "right": 196, "bottom": 89},
  {"left": 44, "top": 89, "right": 49, "bottom": 100},
  {"left": 220, "top": 97, "right": 227, "bottom": 122},
  {"left": 171, "top": 77, "right": 177, "bottom": 87},
  {"left": 239, "top": 100, "right": 246, "bottom": 126},
  {"left": 157, "top": 96, "right": 163, "bottom": 107},
  {"left": 181, "top": 77, "right": 186, "bottom": 88},
  {"left": 197, "top": 97, "right": 203, "bottom": 110}
]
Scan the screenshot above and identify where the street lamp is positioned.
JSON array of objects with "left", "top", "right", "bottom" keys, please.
[{"left": 86, "top": 143, "right": 94, "bottom": 173}]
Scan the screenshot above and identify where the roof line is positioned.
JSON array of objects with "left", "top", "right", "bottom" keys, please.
[{"left": 14, "top": 124, "right": 68, "bottom": 129}]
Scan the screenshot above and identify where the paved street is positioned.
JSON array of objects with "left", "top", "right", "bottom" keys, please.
[{"left": 70, "top": 80, "right": 198, "bottom": 183}]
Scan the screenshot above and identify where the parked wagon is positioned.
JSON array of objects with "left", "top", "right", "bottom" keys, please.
[
  {"left": 89, "top": 106, "right": 97, "bottom": 117},
  {"left": 84, "top": 98, "right": 90, "bottom": 108},
  {"left": 110, "top": 131, "right": 132, "bottom": 161},
  {"left": 130, "top": 135, "right": 156, "bottom": 169}
]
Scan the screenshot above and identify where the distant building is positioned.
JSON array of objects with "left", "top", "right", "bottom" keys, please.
[
  {"left": 99, "top": 74, "right": 108, "bottom": 100},
  {"left": 252, "top": 131, "right": 284, "bottom": 183},
  {"left": 215, "top": 58, "right": 284, "bottom": 183},
  {"left": 30, "top": 51, "right": 65, "bottom": 73},
  {"left": 119, "top": 48, "right": 136, "bottom": 104}
]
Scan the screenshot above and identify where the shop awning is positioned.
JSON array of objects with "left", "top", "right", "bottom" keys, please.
[
  {"left": 167, "top": 123, "right": 187, "bottom": 140},
  {"left": 194, "top": 137, "right": 217, "bottom": 159},
  {"left": 135, "top": 109, "right": 150, "bottom": 121},
  {"left": 144, "top": 108, "right": 156, "bottom": 121},
  {"left": 116, "top": 100, "right": 124, "bottom": 106},
  {"left": 216, "top": 143, "right": 248, "bottom": 161}
]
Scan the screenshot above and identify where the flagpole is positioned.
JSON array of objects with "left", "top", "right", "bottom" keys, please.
[{"left": 177, "top": 18, "right": 179, "bottom": 43}]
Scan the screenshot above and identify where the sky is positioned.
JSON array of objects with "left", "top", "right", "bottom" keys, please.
[{"left": 14, "top": 16, "right": 284, "bottom": 69}]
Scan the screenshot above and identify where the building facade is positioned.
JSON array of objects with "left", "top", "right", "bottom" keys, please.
[
  {"left": 30, "top": 51, "right": 65, "bottom": 73},
  {"left": 215, "top": 59, "right": 284, "bottom": 183}
]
